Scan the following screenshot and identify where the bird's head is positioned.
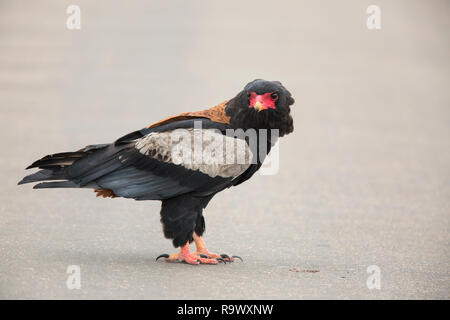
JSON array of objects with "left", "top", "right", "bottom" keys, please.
[{"left": 226, "top": 79, "right": 295, "bottom": 137}]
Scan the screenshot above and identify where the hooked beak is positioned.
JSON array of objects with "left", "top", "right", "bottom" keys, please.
[{"left": 253, "top": 101, "right": 265, "bottom": 112}]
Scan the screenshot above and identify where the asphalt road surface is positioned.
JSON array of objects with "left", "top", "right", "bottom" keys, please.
[{"left": 1, "top": 0, "right": 449, "bottom": 299}]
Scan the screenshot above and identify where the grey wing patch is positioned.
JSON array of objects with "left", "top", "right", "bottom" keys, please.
[{"left": 134, "top": 128, "right": 253, "bottom": 178}]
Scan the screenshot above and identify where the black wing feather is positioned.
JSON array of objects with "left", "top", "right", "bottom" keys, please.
[{"left": 20, "top": 119, "right": 236, "bottom": 200}]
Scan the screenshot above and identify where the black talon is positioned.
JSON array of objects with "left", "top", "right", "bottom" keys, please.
[
  {"left": 220, "top": 254, "right": 231, "bottom": 261},
  {"left": 216, "top": 258, "right": 226, "bottom": 264},
  {"left": 156, "top": 254, "right": 169, "bottom": 261},
  {"left": 199, "top": 254, "right": 208, "bottom": 258},
  {"left": 232, "top": 255, "right": 243, "bottom": 262}
]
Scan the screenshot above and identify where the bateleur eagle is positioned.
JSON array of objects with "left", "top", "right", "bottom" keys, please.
[{"left": 18, "top": 79, "right": 295, "bottom": 265}]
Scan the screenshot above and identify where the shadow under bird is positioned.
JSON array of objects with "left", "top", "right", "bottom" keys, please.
[{"left": 18, "top": 79, "right": 295, "bottom": 265}]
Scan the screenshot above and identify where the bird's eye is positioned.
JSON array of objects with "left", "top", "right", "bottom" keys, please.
[
  {"left": 247, "top": 92, "right": 251, "bottom": 98},
  {"left": 271, "top": 93, "right": 279, "bottom": 100}
]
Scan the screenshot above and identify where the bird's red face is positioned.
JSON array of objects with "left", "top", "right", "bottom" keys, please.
[{"left": 248, "top": 91, "right": 278, "bottom": 112}]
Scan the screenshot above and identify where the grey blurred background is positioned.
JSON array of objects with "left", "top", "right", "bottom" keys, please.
[{"left": 0, "top": 0, "right": 449, "bottom": 299}]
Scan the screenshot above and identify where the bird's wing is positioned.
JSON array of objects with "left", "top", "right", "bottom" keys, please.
[
  {"left": 20, "top": 102, "right": 253, "bottom": 200},
  {"left": 94, "top": 120, "right": 252, "bottom": 200}
]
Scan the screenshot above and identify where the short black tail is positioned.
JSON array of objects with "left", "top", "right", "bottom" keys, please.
[
  {"left": 18, "top": 144, "right": 109, "bottom": 188},
  {"left": 18, "top": 168, "right": 66, "bottom": 185},
  {"left": 25, "top": 151, "right": 86, "bottom": 170}
]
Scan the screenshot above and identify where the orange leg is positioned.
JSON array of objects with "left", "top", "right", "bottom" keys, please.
[
  {"left": 193, "top": 233, "right": 242, "bottom": 263},
  {"left": 156, "top": 242, "right": 221, "bottom": 265}
]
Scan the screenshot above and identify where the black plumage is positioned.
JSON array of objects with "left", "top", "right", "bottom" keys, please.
[{"left": 19, "top": 79, "right": 295, "bottom": 258}]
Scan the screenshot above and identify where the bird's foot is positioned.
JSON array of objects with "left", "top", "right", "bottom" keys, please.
[
  {"left": 193, "top": 233, "right": 243, "bottom": 263},
  {"left": 156, "top": 243, "right": 224, "bottom": 265},
  {"left": 194, "top": 250, "right": 242, "bottom": 263}
]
